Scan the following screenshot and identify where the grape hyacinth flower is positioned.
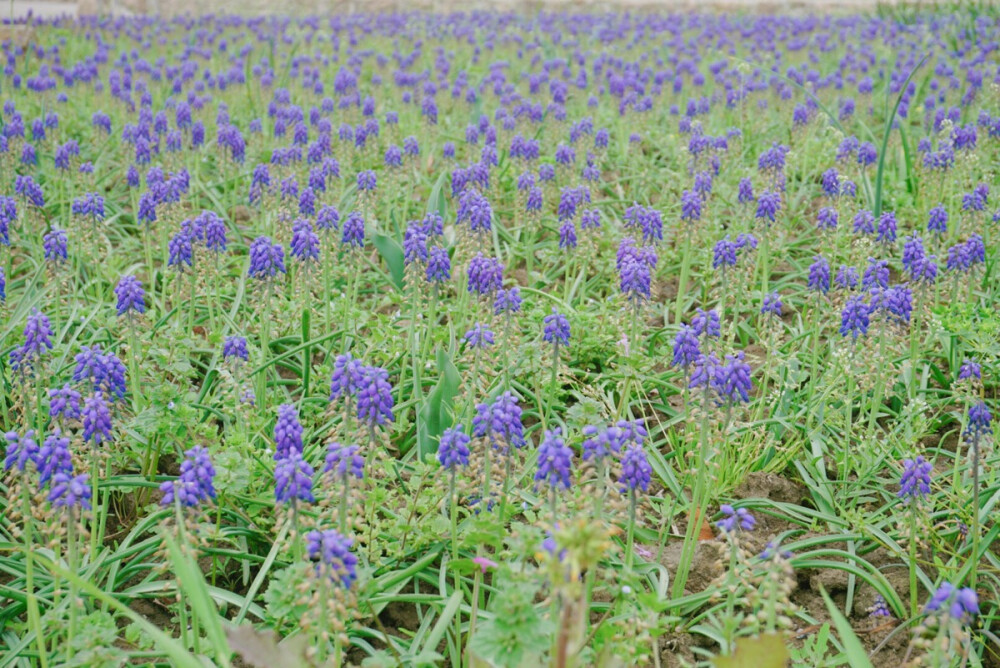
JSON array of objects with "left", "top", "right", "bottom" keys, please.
[
  {"left": 82, "top": 393, "right": 113, "bottom": 446},
  {"left": 967, "top": 401, "right": 992, "bottom": 438},
  {"left": 274, "top": 403, "right": 304, "bottom": 460},
  {"left": 472, "top": 392, "right": 525, "bottom": 450},
  {"left": 160, "top": 445, "right": 216, "bottom": 508},
  {"left": 898, "top": 456, "right": 932, "bottom": 501},
  {"left": 324, "top": 442, "right": 365, "bottom": 480},
  {"left": 49, "top": 471, "right": 92, "bottom": 511},
  {"left": 467, "top": 253, "right": 503, "bottom": 297},
  {"left": 438, "top": 427, "right": 471, "bottom": 470},
  {"left": 840, "top": 296, "right": 870, "bottom": 340},
  {"left": 760, "top": 292, "right": 782, "bottom": 318},
  {"left": 619, "top": 444, "right": 651, "bottom": 493},
  {"left": 114, "top": 275, "right": 146, "bottom": 316},
  {"left": 808, "top": 256, "right": 831, "bottom": 294},
  {"left": 43, "top": 229, "right": 68, "bottom": 263},
  {"left": 957, "top": 359, "right": 981, "bottom": 382},
  {"left": 716, "top": 505, "right": 756, "bottom": 533},
  {"left": 692, "top": 308, "right": 721, "bottom": 339},
  {"left": 426, "top": 246, "right": 451, "bottom": 284},
  {"left": 329, "top": 354, "right": 365, "bottom": 404},
  {"left": 305, "top": 529, "right": 358, "bottom": 588},
  {"left": 274, "top": 452, "right": 315, "bottom": 505},
  {"left": 535, "top": 428, "right": 573, "bottom": 492},
  {"left": 755, "top": 190, "right": 781, "bottom": 223},
  {"left": 223, "top": 336, "right": 249, "bottom": 363},
  {"left": 924, "top": 583, "right": 978, "bottom": 622},
  {"left": 671, "top": 326, "right": 701, "bottom": 370},
  {"left": 356, "top": 365, "right": 394, "bottom": 429},
  {"left": 927, "top": 205, "right": 948, "bottom": 236},
  {"left": 464, "top": 324, "right": 495, "bottom": 350},
  {"left": 49, "top": 385, "right": 82, "bottom": 421},
  {"left": 37, "top": 429, "right": 72, "bottom": 486},
  {"left": 248, "top": 236, "right": 286, "bottom": 279},
  {"left": 713, "top": 352, "right": 753, "bottom": 405},
  {"left": 10, "top": 309, "right": 54, "bottom": 373},
  {"left": 836, "top": 265, "right": 859, "bottom": 291},
  {"left": 4, "top": 430, "right": 38, "bottom": 473},
  {"left": 543, "top": 309, "right": 571, "bottom": 347}
]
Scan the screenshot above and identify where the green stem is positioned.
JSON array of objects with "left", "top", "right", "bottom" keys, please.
[
  {"left": 625, "top": 491, "right": 637, "bottom": 575},
  {"left": 673, "top": 386, "right": 712, "bottom": 598},
  {"left": 673, "top": 227, "right": 693, "bottom": 324},
  {"left": 908, "top": 507, "right": 918, "bottom": 618}
]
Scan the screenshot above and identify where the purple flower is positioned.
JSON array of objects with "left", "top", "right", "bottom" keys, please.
[
  {"left": 464, "top": 324, "right": 495, "bottom": 349},
  {"left": 82, "top": 393, "right": 113, "bottom": 445},
  {"left": 821, "top": 168, "right": 840, "bottom": 198},
  {"left": 426, "top": 246, "right": 451, "bottom": 284},
  {"left": 341, "top": 211, "right": 365, "bottom": 249},
  {"left": 680, "top": 189, "right": 702, "bottom": 222},
  {"left": 274, "top": 403, "right": 304, "bottom": 460},
  {"left": 356, "top": 170, "right": 377, "bottom": 192},
  {"left": 840, "top": 296, "right": 870, "bottom": 340},
  {"left": 324, "top": 442, "right": 364, "bottom": 480},
  {"left": 672, "top": 326, "right": 701, "bottom": 369},
  {"left": 835, "top": 265, "right": 859, "bottom": 290},
  {"left": 713, "top": 352, "right": 753, "bottom": 404},
  {"left": 159, "top": 445, "right": 215, "bottom": 508},
  {"left": 317, "top": 206, "right": 340, "bottom": 232},
  {"left": 817, "top": 207, "right": 838, "bottom": 230},
  {"left": 49, "top": 385, "right": 82, "bottom": 421},
  {"left": 4, "top": 430, "right": 38, "bottom": 473},
  {"left": 619, "top": 258, "right": 651, "bottom": 303},
  {"left": 218, "top": 337, "right": 248, "bottom": 366},
  {"left": 10, "top": 309, "right": 54, "bottom": 373},
  {"left": 885, "top": 286, "right": 912, "bottom": 325},
  {"left": 168, "top": 232, "right": 193, "bottom": 271},
  {"left": 716, "top": 504, "right": 756, "bottom": 533},
  {"left": 472, "top": 392, "right": 525, "bottom": 450},
  {"left": 876, "top": 212, "right": 897, "bottom": 244},
  {"left": 898, "top": 456, "right": 932, "bottom": 500},
  {"left": 862, "top": 258, "right": 890, "bottom": 290},
  {"left": 760, "top": 292, "right": 782, "bottom": 317},
  {"left": 958, "top": 359, "right": 981, "bottom": 381},
  {"left": 755, "top": 190, "right": 781, "bottom": 222},
  {"left": 967, "top": 402, "right": 992, "bottom": 438},
  {"left": 927, "top": 205, "right": 948, "bottom": 236},
  {"left": 73, "top": 346, "right": 127, "bottom": 400},
  {"left": 737, "top": 178, "right": 755, "bottom": 204},
  {"left": 559, "top": 221, "right": 578, "bottom": 250},
  {"left": 494, "top": 287, "right": 523, "bottom": 316},
  {"left": 437, "top": 427, "right": 471, "bottom": 470},
  {"left": 248, "top": 236, "right": 286, "bottom": 279},
  {"left": 36, "top": 429, "right": 72, "bottom": 486},
  {"left": 853, "top": 210, "right": 875, "bottom": 236},
  {"left": 713, "top": 237, "right": 738, "bottom": 269},
  {"left": 49, "top": 471, "right": 91, "bottom": 510},
  {"left": 857, "top": 142, "right": 877, "bottom": 167},
  {"left": 290, "top": 219, "right": 321, "bottom": 264},
  {"left": 329, "top": 354, "right": 365, "bottom": 403},
  {"left": 43, "top": 229, "right": 68, "bottom": 263},
  {"left": 274, "top": 452, "right": 315, "bottom": 505},
  {"left": 543, "top": 309, "right": 571, "bottom": 347},
  {"left": 619, "top": 444, "right": 651, "bottom": 493},
  {"left": 467, "top": 253, "right": 503, "bottom": 296},
  {"left": 115, "top": 275, "right": 146, "bottom": 316},
  {"left": 356, "top": 366, "right": 394, "bottom": 427},
  {"left": 305, "top": 529, "right": 358, "bottom": 588},
  {"left": 535, "top": 428, "right": 572, "bottom": 490},
  {"left": 808, "top": 256, "right": 831, "bottom": 294},
  {"left": 692, "top": 308, "right": 721, "bottom": 339}
]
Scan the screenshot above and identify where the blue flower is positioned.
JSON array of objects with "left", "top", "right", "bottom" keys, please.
[
  {"left": 898, "top": 456, "right": 932, "bottom": 501},
  {"left": 716, "top": 504, "right": 755, "bottom": 533},
  {"left": 274, "top": 453, "right": 315, "bottom": 505},
  {"left": 305, "top": 529, "right": 358, "bottom": 588},
  {"left": 4, "top": 430, "right": 38, "bottom": 473},
  {"left": 356, "top": 366, "right": 394, "bottom": 427},
  {"left": 543, "top": 309, "right": 571, "bottom": 347},
  {"left": 248, "top": 236, "right": 286, "bottom": 279},
  {"left": 464, "top": 324, "right": 495, "bottom": 349},
  {"left": 160, "top": 445, "right": 215, "bottom": 508},
  {"left": 619, "top": 444, "right": 651, "bottom": 493},
  {"left": 115, "top": 275, "right": 146, "bottom": 316},
  {"left": 274, "top": 403, "right": 304, "bottom": 460},
  {"left": 49, "top": 471, "right": 91, "bottom": 510},
  {"left": 324, "top": 442, "right": 365, "bottom": 480},
  {"left": 535, "top": 428, "right": 573, "bottom": 490}
]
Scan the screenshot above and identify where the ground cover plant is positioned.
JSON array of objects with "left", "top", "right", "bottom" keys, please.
[{"left": 0, "top": 5, "right": 999, "bottom": 667}]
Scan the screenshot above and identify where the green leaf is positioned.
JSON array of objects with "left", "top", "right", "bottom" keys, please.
[
  {"left": 374, "top": 233, "right": 405, "bottom": 290},
  {"left": 818, "top": 585, "right": 874, "bottom": 668},
  {"left": 416, "top": 348, "right": 462, "bottom": 458}
]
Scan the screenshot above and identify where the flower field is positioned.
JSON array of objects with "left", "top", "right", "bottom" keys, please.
[{"left": 1, "top": 6, "right": 999, "bottom": 667}]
